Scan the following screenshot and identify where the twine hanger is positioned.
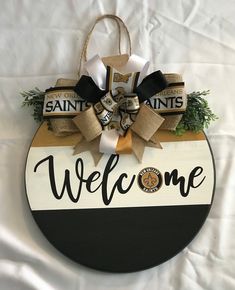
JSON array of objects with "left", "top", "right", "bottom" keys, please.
[{"left": 78, "top": 14, "right": 132, "bottom": 77}]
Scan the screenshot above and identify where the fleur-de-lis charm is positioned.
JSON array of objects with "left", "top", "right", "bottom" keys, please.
[{"left": 113, "top": 72, "right": 132, "bottom": 83}]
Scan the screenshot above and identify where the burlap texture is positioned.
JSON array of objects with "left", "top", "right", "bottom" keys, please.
[
  {"left": 131, "top": 104, "right": 164, "bottom": 141},
  {"left": 73, "top": 106, "right": 102, "bottom": 142}
]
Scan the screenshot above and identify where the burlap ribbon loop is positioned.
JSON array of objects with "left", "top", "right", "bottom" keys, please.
[
  {"left": 131, "top": 105, "right": 164, "bottom": 141},
  {"left": 73, "top": 106, "right": 102, "bottom": 142}
]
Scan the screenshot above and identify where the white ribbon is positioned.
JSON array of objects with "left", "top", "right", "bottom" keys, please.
[
  {"left": 121, "top": 54, "right": 149, "bottom": 85},
  {"left": 85, "top": 55, "right": 107, "bottom": 90},
  {"left": 99, "top": 130, "right": 119, "bottom": 154},
  {"left": 85, "top": 54, "right": 149, "bottom": 90}
]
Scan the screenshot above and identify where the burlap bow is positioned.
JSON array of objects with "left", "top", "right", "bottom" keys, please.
[
  {"left": 72, "top": 64, "right": 169, "bottom": 164},
  {"left": 43, "top": 58, "right": 187, "bottom": 165}
]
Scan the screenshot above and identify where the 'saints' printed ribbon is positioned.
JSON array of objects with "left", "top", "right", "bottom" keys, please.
[{"left": 94, "top": 91, "right": 140, "bottom": 136}]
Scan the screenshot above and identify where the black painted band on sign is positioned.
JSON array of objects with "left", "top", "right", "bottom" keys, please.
[{"left": 32, "top": 205, "right": 211, "bottom": 273}]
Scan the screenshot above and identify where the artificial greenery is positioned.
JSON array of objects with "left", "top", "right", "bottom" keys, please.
[
  {"left": 21, "top": 88, "right": 217, "bottom": 134},
  {"left": 21, "top": 88, "right": 45, "bottom": 122},
  {"left": 174, "top": 90, "right": 218, "bottom": 135}
]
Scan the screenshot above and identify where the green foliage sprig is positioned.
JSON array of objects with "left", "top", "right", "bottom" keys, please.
[
  {"left": 174, "top": 90, "right": 218, "bottom": 135},
  {"left": 21, "top": 88, "right": 45, "bottom": 122}
]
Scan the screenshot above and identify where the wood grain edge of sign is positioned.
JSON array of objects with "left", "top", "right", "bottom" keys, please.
[{"left": 31, "top": 121, "right": 205, "bottom": 147}]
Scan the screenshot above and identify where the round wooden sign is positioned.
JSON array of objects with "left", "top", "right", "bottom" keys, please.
[{"left": 25, "top": 122, "right": 215, "bottom": 272}]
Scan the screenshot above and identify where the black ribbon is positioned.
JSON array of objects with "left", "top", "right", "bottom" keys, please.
[
  {"left": 74, "top": 75, "right": 106, "bottom": 103},
  {"left": 74, "top": 70, "right": 168, "bottom": 104},
  {"left": 134, "top": 71, "right": 168, "bottom": 103}
]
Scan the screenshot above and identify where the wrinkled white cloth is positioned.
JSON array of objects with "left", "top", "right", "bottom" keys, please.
[{"left": 0, "top": 0, "right": 235, "bottom": 289}]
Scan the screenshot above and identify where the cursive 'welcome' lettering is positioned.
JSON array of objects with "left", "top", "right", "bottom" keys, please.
[{"left": 34, "top": 154, "right": 136, "bottom": 205}]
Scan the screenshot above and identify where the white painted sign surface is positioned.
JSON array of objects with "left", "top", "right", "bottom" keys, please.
[{"left": 26, "top": 140, "right": 214, "bottom": 211}]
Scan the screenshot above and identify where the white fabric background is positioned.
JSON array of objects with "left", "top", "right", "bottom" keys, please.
[{"left": 0, "top": 0, "right": 234, "bottom": 289}]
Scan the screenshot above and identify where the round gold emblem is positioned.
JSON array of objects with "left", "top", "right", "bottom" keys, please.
[{"left": 137, "top": 167, "right": 163, "bottom": 193}]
